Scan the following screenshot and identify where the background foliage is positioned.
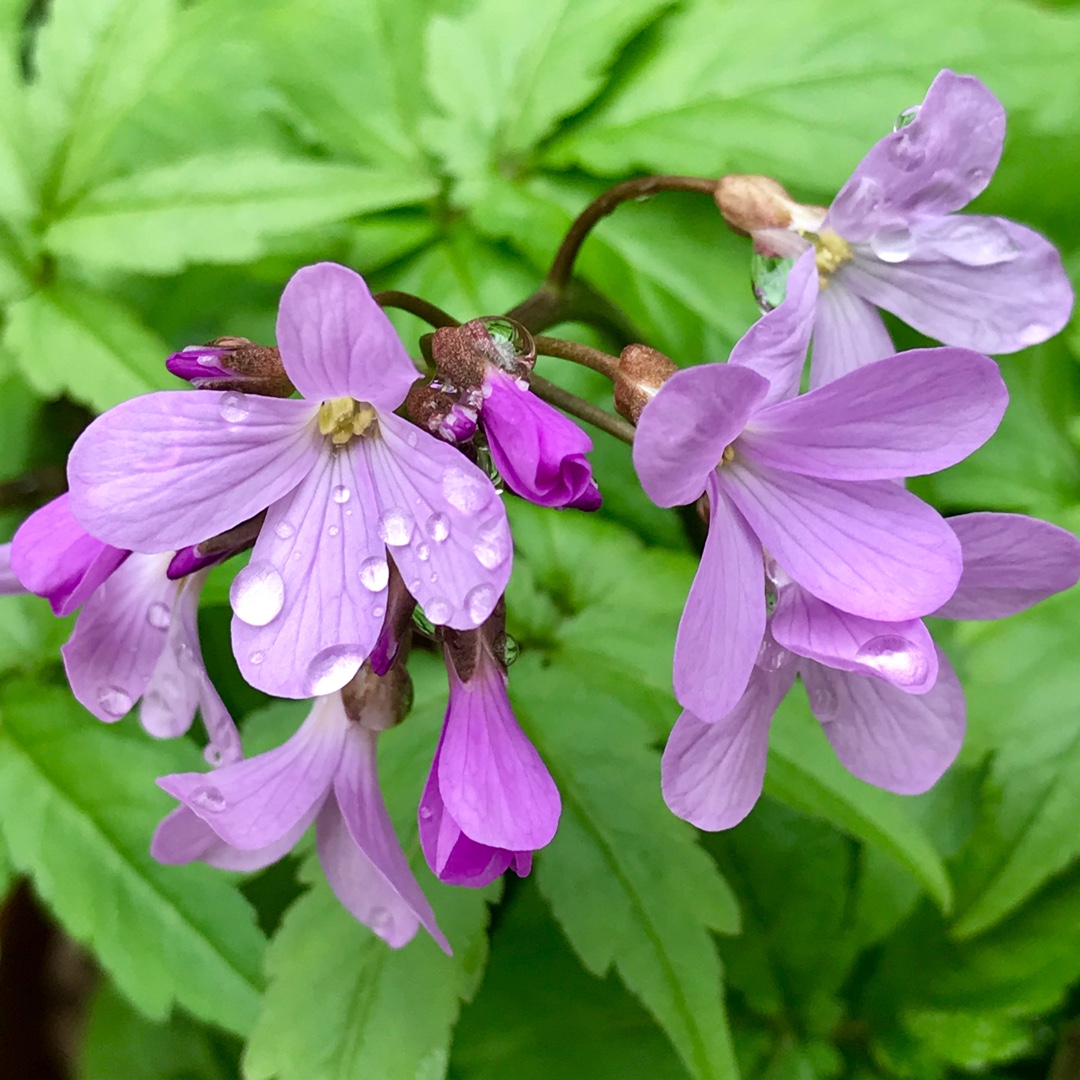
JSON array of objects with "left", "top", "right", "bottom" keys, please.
[{"left": 1, "top": 0, "right": 1079, "bottom": 1076}]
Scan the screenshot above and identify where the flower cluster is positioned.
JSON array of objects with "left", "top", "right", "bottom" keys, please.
[{"left": 3, "top": 68, "right": 1078, "bottom": 952}]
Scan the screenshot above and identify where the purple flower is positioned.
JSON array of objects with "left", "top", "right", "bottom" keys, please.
[
  {"left": 662, "top": 512, "right": 1080, "bottom": 829},
  {"left": 811, "top": 70, "right": 1073, "bottom": 383},
  {"left": 632, "top": 251, "right": 1007, "bottom": 726},
  {"left": 155, "top": 679, "right": 449, "bottom": 951},
  {"left": 419, "top": 621, "right": 561, "bottom": 887},
  {"left": 68, "top": 263, "right": 512, "bottom": 699},
  {"left": 166, "top": 337, "right": 293, "bottom": 396},
  {"left": 9, "top": 495, "right": 238, "bottom": 757}
]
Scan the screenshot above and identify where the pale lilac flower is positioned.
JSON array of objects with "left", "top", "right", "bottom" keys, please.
[
  {"left": 419, "top": 621, "right": 560, "bottom": 887},
  {"left": 68, "top": 263, "right": 512, "bottom": 699},
  {"left": 663, "top": 513, "right": 1080, "bottom": 828},
  {"left": 808, "top": 69, "right": 1072, "bottom": 383},
  {"left": 633, "top": 251, "right": 1007, "bottom": 725},
  {"left": 155, "top": 680, "right": 449, "bottom": 951},
  {"left": 9, "top": 495, "right": 238, "bottom": 756}
]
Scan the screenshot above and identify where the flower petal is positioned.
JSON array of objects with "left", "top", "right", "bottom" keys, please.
[
  {"left": 363, "top": 411, "right": 512, "bottom": 631},
  {"left": 841, "top": 216, "right": 1073, "bottom": 354},
  {"left": 633, "top": 363, "right": 770, "bottom": 508},
  {"left": 276, "top": 262, "right": 419, "bottom": 410},
  {"left": 674, "top": 475, "right": 765, "bottom": 721},
  {"left": 68, "top": 391, "right": 320, "bottom": 552},
  {"left": 662, "top": 662, "right": 796, "bottom": 830},
  {"left": 934, "top": 512, "right": 1080, "bottom": 620},
  {"left": 810, "top": 280, "right": 895, "bottom": 387},
  {"left": 719, "top": 461, "right": 961, "bottom": 620},
  {"left": 157, "top": 695, "right": 344, "bottom": 849},
  {"left": 326, "top": 723, "right": 449, "bottom": 951},
  {"left": 804, "top": 647, "right": 965, "bottom": 794},
  {"left": 61, "top": 553, "right": 175, "bottom": 722},
  {"left": 231, "top": 444, "right": 387, "bottom": 699},
  {"left": 729, "top": 248, "right": 817, "bottom": 405},
  {"left": 827, "top": 70, "right": 1005, "bottom": 241},
  {"left": 772, "top": 584, "right": 938, "bottom": 693},
  {"left": 10, "top": 494, "right": 128, "bottom": 615},
  {"left": 740, "top": 347, "right": 1006, "bottom": 480}
]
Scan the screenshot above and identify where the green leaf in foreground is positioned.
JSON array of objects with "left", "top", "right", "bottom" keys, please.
[{"left": 0, "top": 681, "right": 265, "bottom": 1034}]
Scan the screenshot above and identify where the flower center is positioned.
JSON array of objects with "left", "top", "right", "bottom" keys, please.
[
  {"left": 318, "top": 397, "right": 378, "bottom": 445},
  {"left": 807, "top": 229, "right": 852, "bottom": 285},
  {"left": 720, "top": 444, "right": 736, "bottom": 466}
]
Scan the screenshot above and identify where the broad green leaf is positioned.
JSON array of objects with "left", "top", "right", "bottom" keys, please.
[
  {"left": 46, "top": 154, "right": 440, "bottom": 273},
  {"left": 0, "top": 682, "right": 265, "bottom": 1033},
  {"left": 349, "top": 214, "right": 440, "bottom": 275},
  {"left": 512, "top": 658, "right": 740, "bottom": 1080},
  {"left": 423, "top": 0, "right": 670, "bottom": 189},
  {"left": 0, "top": 5, "right": 32, "bottom": 220},
  {"left": 765, "top": 688, "right": 953, "bottom": 913},
  {"left": 0, "top": 594, "right": 72, "bottom": 676},
  {"left": 2, "top": 282, "right": 173, "bottom": 410},
  {"left": 549, "top": 0, "right": 1080, "bottom": 190}
]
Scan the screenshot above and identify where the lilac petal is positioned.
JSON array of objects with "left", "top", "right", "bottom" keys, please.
[
  {"left": 157, "top": 694, "right": 344, "bottom": 849},
  {"left": 729, "top": 248, "right": 817, "bottom": 405},
  {"left": 739, "top": 347, "right": 1006, "bottom": 480},
  {"left": 10, "top": 494, "right": 128, "bottom": 615},
  {"left": 327, "top": 723, "right": 449, "bottom": 951},
  {"left": 810, "top": 280, "right": 895, "bottom": 388},
  {"left": 68, "top": 391, "right": 321, "bottom": 552},
  {"left": 231, "top": 445, "right": 386, "bottom": 699},
  {"left": 841, "top": 216, "right": 1073, "bottom": 355},
  {"left": 276, "top": 262, "right": 418, "bottom": 410},
  {"left": 804, "top": 647, "right": 965, "bottom": 794},
  {"left": 719, "top": 461, "right": 961, "bottom": 620},
  {"left": 363, "top": 410, "right": 511, "bottom": 631},
  {"left": 482, "top": 370, "right": 601, "bottom": 510},
  {"left": 633, "top": 364, "right": 770, "bottom": 508},
  {"left": 0, "top": 544, "right": 20, "bottom": 594},
  {"left": 61, "top": 553, "right": 176, "bottom": 722},
  {"left": 827, "top": 70, "right": 1005, "bottom": 241},
  {"left": 151, "top": 806, "right": 315, "bottom": 872},
  {"left": 674, "top": 475, "right": 764, "bottom": 721},
  {"left": 662, "top": 662, "right": 796, "bottom": 830},
  {"left": 772, "top": 584, "right": 938, "bottom": 694},
  {"left": 934, "top": 513, "right": 1080, "bottom": 620},
  {"left": 436, "top": 658, "right": 560, "bottom": 852}
]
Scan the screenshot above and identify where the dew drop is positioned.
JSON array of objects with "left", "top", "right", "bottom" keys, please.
[
  {"left": 473, "top": 519, "right": 510, "bottom": 570},
  {"left": 442, "top": 467, "right": 492, "bottom": 514},
  {"left": 426, "top": 512, "right": 450, "bottom": 543},
  {"left": 429, "top": 572, "right": 438, "bottom": 583},
  {"left": 230, "top": 562, "right": 285, "bottom": 626},
  {"left": 191, "top": 785, "right": 226, "bottom": 812},
  {"left": 869, "top": 223, "right": 915, "bottom": 264},
  {"left": 359, "top": 556, "right": 389, "bottom": 592},
  {"left": 275, "top": 521, "right": 295, "bottom": 540},
  {"left": 372, "top": 605, "right": 385, "bottom": 619},
  {"left": 893, "top": 104, "right": 920, "bottom": 131},
  {"left": 306, "top": 646, "right": 365, "bottom": 696},
  {"left": 328, "top": 525, "right": 340, "bottom": 537},
  {"left": 146, "top": 601, "right": 171, "bottom": 630},
  {"left": 218, "top": 391, "right": 249, "bottom": 423},
  {"left": 424, "top": 597, "right": 452, "bottom": 624},
  {"left": 944, "top": 220, "right": 1018, "bottom": 267},
  {"left": 378, "top": 507, "right": 413, "bottom": 546},
  {"left": 406, "top": 430, "right": 418, "bottom": 448},
  {"left": 465, "top": 583, "right": 496, "bottom": 626},
  {"left": 416, "top": 543, "right": 430, "bottom": 562},
  {"left": 249, "top": 651, "right": 265, "bottom": 665},
  {"left": 98, "top": 686, "right": 132, "bottom": 718},
  {"left": 750, "top": 252, "right": 795, "bottom": 314},
  {"left": 419, "top": 805, "right": 434, "bottom": 821},
  {"left": 854, "top": 635, "right": 930, "bottom": 688},
  {"left": 331, "top": 484, "right": 351, "bottom": 504},
  {"left": 408, "top": 578, "right": 421, "bottom": 593}
]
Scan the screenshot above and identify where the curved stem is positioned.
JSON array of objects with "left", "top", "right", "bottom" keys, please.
[
  {"left": 528, "top": 373, "right": 635, "bottom": 445},
  {"left": 373, "top": 290, "right": 460, "bottom": 329},
  {"left": 534, "top": 335, "right": 621, "bottom": 381}
]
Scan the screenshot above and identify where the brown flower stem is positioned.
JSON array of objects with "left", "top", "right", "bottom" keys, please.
[
  {"left": 528, "top": 373, "right": 635, "bottom": 445},
  {"left": 373, "top": 291, "right": 461, "bottom": 329},
  {"left": 533, "top": 335, "right": 621, "bottom": 381}
]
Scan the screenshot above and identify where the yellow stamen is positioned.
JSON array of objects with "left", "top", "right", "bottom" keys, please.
[
  {"left": 807, "top": 229, "right": 853, "bottom": 288},
  {"left": 317, "top": 397, "right": 378, "bottom": 445},
  {"left": 721, "top": 444, "right": 736, "bottom": 465}
]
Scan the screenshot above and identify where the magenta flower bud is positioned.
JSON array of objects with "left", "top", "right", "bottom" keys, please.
[
  {"left": 166, "top": 346, "right": 235, "bottom": 385},
  {"left": 166, "top": 337, "right": 294, "bottom": 396}
]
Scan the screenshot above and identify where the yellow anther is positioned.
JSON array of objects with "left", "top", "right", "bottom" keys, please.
[
  {"left": 808, "top": 229, "right": 853, "bottom": 286},
  {"left": 721, "top": 444, "right": 736, "bottom": 465},
  {"left": 317, "top": 397, "right": 378, "bottom": 445}
]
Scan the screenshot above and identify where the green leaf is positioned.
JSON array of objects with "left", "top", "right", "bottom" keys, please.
[
  {"left": 423, "top": 0, "right": 671, "bottom": 188},
  {"left": 0, "top": 681, "right": 265, "bottom": 1033},
  {"left": 765, "top": 687, "right": 953, "bottom": 913},
  {"left": 46, "top": 154, "right": 440, "bottom": 273},
  {"left": 2, "top": 282, "right": 173, "bottom": 411},
  {"left": 512, "top": 657, "right": 740, "bottom": 1080},
  {"left": 0, "top": 594, "right": 73, "bottom": 676},
  {"left": 0, "top": 5, "right": 33, "bottom": 220},
  {"left": 549, "top": 0, "right": 1080, "bottom": 191}
]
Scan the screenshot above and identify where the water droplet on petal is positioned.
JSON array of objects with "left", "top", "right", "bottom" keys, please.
[
  {"left": 359, "top": 556, "right": 389, "bottom": 592},
  {"left": 750, "top": 252, "right": 795, "bottom": 313},
  {"left": 275, "top": 521, "right": 295, "bottom": 540},
  {"left": 809, "top": 683, "right": 839, "bottom": 719},
  {"left": 425, "top": 597, "right": 452, "bottom": 624},
  {"left": 869, "top": 223, "right": 915, "bottom": 264},
  {"left": 893, "top": 104, "right": 920, "bottom": 131},
  {"left": 204, "top": 744, "right": 225, "bottom": 767},
  {"left": 372, "top": 605, "right": 385, "bottom": 619},
  {"left": 408, "top": 577, "right": 421, "bottom": 592},
  {"left": 473, "top": 519, "right": 510, "bottom": 570},
  {"left": 218, "top": 391, "right": 249, "bottom": 423},
  {"left": 465, "top": 583, "right": 496, "bottom": 626},
  {"left": 98, "top": 686, "right": 132, "bottom": 718},
  {"left": 191, "top": 785, "right": 226, "bottom": 812},
  {"left": 306, "top": 646, "right": 365, "bottom": 696},
  {"left": 426, "top": 512, "right": 450, "bottom": 543},
  {"left": 331, "top": 485, "right": 351, "bottom": 504},
  {"left": 943, "top": 220, "right": 1019, "bottom": 267},
  {"left": 406, "top": 430, "right": 418, "bottom": 447},
  {"left": 442, "top": 467, "right": 492, "bottom": 514},
  {"left": 146, "top": 601, "right": 171, "bottom": 630},
  {"left": 249, "top": 651, "right": 265, "bottom": 665},
  {"left": 328, "top": 525, "right": 340, "bottom": 537},
  {"left": 416, "top": 542, "right": 430, "bottom": 562},
  {"left": 854, "top": 635, "right": 930, "bottom": 688},
  {"left": 230, "top": 562, "right": 285, "bottom": 626},
  {"left": 419, "top": 805, "right": 434, "bottom": 821},
  {"left": 378, "top": 507, "right": 413, "bottom": 546}
]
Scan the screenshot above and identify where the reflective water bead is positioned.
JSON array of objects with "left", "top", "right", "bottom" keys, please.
[
  {"left": 442, "top": 467, "right": 492, "bottom": 514},
  {"left": 473, "top": 519, "right": 510, "bottom": 570},
  {"left": 750, "top": 252, "right": 796, "bottom": 313},
  {"left": 331, "top": 485, "right": 351, "bottom": 504},
  {"left": 275, "top": 521, "right": 295, "bottom": 540},
  {"left": 218, "top": 391, "right": 249, "bottom": 423},
  {"left": 426, "top": 512, "right": 451, "bottom": 542},
  {"left": 465, "top": 583, "right": 496, "bottom": 626},
  {"left": 424, "top": 597, "right": 452, "bottom": 624},
  {"left": 854, "top": 635, "right": 930, "bottom": 688},
  {"left": 893, "top": 105, "right": 920, "bottom": 130},
  {"left": 191, "top": 785, "right": 227, "bottom": 812},
  {"left": 230, "top": 562, "right": 285, "bottom": 626},
  {"left": 146, "top": 601, "right": 171, "bottom": 630},
  {"left": 358, "top": 556, "right": 389, "bottom": 592},
  {"left": 328, "top": 525, "right": 339, "bottom": 537},
  {"left": 306, "top": 645, "right": 366, "bottom": 695},
  {"left": 98, "top": 685, "right": 133, "bottom": 718},
  {"left": 378, "top": 507, "right": 413, "bottom": 546},
  {"left": 808, "top": 683, "right": 838, "bottom": 718},
  {"left": 869, "top": 223, "right": 915, "bottom": 264},
  {"left": 416, "top": 543, "right": 431, "bottom": 562}
]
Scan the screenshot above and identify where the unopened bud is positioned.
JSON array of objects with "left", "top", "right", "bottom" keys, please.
[
  {"left": 614, "top": 344, "right": 678, "bottom": 424},
  {"left": 341, "top": 661, "right": 414, "bottom": 732},
  {"left": 167, "top": 512, "right": 266, "bottom": 579},
  {"left": 430, "top": 317, "right": 536, "bottom": 387},
  {"left": 715, "top": 175, "right": 828, "bottom": 246},
  {"left": 166, "top": 338, "right": 294, "bottom": 397},
  {"left": 405, "top": 382, "right": 479, "bottom": 444}
]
